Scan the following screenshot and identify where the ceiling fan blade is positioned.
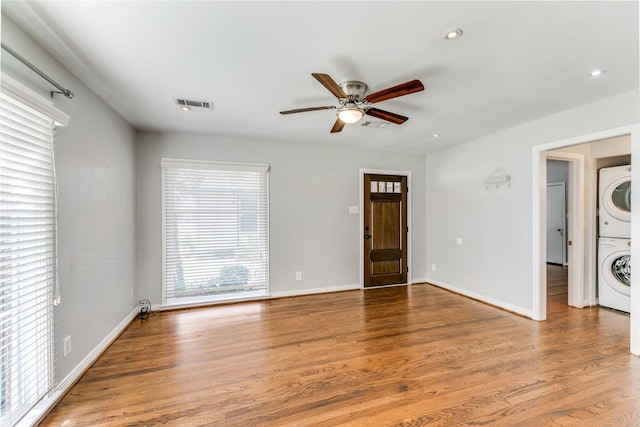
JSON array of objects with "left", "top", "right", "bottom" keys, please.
[
  {"left": 365, "top": 108, "right": 408, "bottom": 124},
  {"left": 330, "top": 118, "right": 345, "bottom": 133},
  {"left": 312, "top": 73, "right": 348, "bottom": 99},
  {"left": 280, "top": 106, "right": 335, "bottom": 115},
  {"left": 365, "top": 79, "right": 424, "bottom": 104}
]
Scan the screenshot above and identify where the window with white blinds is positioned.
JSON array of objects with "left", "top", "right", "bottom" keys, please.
[
  {"left": 0, "top": 91, "right": 59, "bottom": 426},
  {"left": 161, "top": 159, "right": 269, "bottom": 305}
]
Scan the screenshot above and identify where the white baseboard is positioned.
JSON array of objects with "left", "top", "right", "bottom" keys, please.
[
  {"left": 426, "top": 277, "right": 533, "bottom": 318},
  {"left": 153, "top": 284, "right": 362, "bottom": 312},
  {"left": 411, "top": 277, "right": 428, "bottom": 284},
  {"left": 270, "top": 284, "right": 360, "bottom": 298},
  {"left": 20, "top": 307, "right": 139, "bottom": 427}
]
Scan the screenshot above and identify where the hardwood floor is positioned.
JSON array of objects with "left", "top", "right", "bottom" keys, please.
[{"left": 41, "top": 266, "right": 639, "bottom": 426}]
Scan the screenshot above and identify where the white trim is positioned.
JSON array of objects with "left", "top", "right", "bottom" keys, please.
[
  {"left": 270, "top": 284, "right": 360, "bottom": 299},
  {"left": 19, "top": 307, "right": 139, "bottom": 427},
  {"left": 427, "top": 278, "right": 533, "bottom": 318},
  {"left": 532, "top": 123, "right": 640, "bottom": 354},
  {"left": 152, "top": 284, "right": 362, "bottom": 311},
  {"left": 161, "top": 165, "right": 168, "bottom": 305},
  {"left": 532, "top": 150, "right": 546, "bottom": 320},
  {"left": 364, "top": 282, "right": 410, "bottom": 289},
  {"left": 160, "top": 157, "right": 269, "bottom": 173},
  {"left": 630, "top": 127, "right": 640, "bottom": 355},
  {"left": 0, "top": 74, "right": 69, "bottom": 126},
  {"left": 154, "top": 280, "right": 434, "bottom": 312},
  {"left": 359, "top": 169, "right": 412, "bottom": 288}
]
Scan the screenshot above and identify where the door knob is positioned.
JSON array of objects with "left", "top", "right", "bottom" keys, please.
[{"left": 364, "top": 234, "right": 371, "bottom": 239}]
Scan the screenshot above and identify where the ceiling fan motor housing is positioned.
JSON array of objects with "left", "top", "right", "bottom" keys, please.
[{"left": 340, "top": 81, "right": 368, "bottom": 102}]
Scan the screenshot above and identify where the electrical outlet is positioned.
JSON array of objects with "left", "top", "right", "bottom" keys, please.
[
  {"left": 63, "top": 335, "right": 71, "bottom": 358},
  {"left": 295, "top": 271, "right": 302, "bottom": 281},
  {"left": 456, "top": 237, "right": 463, "bottom": 245},
  {"left": 431, "top": 264, "right": 436, "bottom": 272}
]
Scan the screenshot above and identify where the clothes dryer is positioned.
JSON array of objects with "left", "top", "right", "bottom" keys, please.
[
  {"left": 598, "top": 237, "right": 631, "bottom": 313},
  {"left": 599, "top": 165, "right": 631, "bottom": 238}
]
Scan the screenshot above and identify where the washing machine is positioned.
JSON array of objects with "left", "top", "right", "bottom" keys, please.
[
  {"left": 598, "top": 237, "right": 631, "bottom": 313},
  {"left": 599, "top": 165, "right": 631, "bottom": 238}
]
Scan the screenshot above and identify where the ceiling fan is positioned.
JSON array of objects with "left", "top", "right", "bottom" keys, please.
[{"left": 279, "top": 73, "right": 425, "bottom": 133}]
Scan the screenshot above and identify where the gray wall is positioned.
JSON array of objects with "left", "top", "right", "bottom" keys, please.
[
  {"left": 547, "top": 160, "right": 569, "bottom": 184},
  {"left": 426, "top": 89, "right": 639, "bottom": 315},
  {"left": 137, "top": 132, "right": 427, "bottom": 304},
  {"left": 1, "top": 15, "right": 138, "bottom": 381}
]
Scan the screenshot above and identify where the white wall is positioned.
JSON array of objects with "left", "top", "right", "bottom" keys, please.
[
  {"left": 426, "top": 89, "right": 639, "bottom": 316},
  {"left": 1, "top": 15, "right": 138, "bottom": 384},
  {"left": 137, "top": 132, "right": 427, "bottom": 305}
]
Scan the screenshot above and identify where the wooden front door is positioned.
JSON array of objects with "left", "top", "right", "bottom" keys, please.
[{"left": 363, "top": 174, "right": 408, "bottom": 287}]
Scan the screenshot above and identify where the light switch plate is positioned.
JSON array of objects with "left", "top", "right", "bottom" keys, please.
[{"left": 348, "top": 206, "right": 359, "bottom": 214}]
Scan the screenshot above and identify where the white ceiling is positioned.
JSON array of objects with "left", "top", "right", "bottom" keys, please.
[{"left": 3, "top": 1, "right": 638, "bottom": 154}]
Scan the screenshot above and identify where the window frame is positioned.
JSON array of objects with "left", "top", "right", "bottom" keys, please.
[
  {"left": 160, "top": 158, "right": 270, "bottom": 308},
  {"left": 0, "top": 75, "right": 68, "bottom": 426}
]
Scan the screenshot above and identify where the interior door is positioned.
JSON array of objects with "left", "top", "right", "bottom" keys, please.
[
  {"left": 363, "top": 174, "right": 408, "bottom": 287},
  {"left": 546, "top": 182, "right": 566, "bottom": 265}
]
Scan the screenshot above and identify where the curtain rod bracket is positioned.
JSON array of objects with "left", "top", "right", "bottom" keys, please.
[
  {"left": 1, "top": 43, "right": 74, "bottom": 100},
  {"left": 51, "top": 89, "right": 74, "bottom": 99}
]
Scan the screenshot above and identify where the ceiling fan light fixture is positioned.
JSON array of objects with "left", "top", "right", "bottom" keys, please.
[{"left": 338, "top": 107, "right": 364, "bottom": 124}]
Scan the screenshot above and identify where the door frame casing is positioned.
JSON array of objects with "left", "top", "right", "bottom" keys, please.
[
  {"left": 531, "top": 123, "right": 639, "bottom": 355},
  {"left": 359, "top": 169, "right": 412, "bottom": 288}
]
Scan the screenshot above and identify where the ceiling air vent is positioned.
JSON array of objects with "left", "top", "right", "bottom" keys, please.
[
  {"left": 360, "top": 121, "right": 389, "bottom": 128},
  {"left": 176, "top": 99, "right": 214, "bottom": 109}
]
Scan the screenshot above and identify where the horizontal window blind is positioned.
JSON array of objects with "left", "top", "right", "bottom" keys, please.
[
  {"left": 0, "top": 92, "right": 57, "bottom": 426},
  {"left": 162, "top": 159, "right": 269, "bottom": 304}
]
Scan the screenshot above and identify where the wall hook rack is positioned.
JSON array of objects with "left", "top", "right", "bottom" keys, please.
[{"left": 484, "top": 167, "right": 511, "bottom": 189}]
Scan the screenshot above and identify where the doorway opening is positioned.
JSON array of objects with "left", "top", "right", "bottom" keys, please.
[
  {"left": 544, "top": 153, "right": 585, "bottom": 311},
  {"left": 546, "top": 180, "right": 566, "bottom": 266},
  {"left": 532, "top": 125, "right": 638, "bottom": 354}
]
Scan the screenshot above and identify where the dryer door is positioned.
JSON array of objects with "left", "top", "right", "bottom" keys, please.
[
  {"left": 603, "top": 177, "right": 631, "bottom": 222},
  {"left": 602, "top": 252, "right": 631, "bottom": 296}
]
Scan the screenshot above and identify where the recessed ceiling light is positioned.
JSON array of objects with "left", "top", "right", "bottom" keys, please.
[
  {"left": 180, "top": 106, "right": 191, "bottom": 111},
  {"left": 432, "top": 134, "right": 440, "bottom": 138},
  {"left": 589, "top": 69, "right": 606, "bottom": 77},
  {"left": 443, "top": 28, "right": 463, "bottom": 41}
]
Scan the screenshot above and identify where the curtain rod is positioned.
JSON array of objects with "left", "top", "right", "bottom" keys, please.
[{"left": 1, "top": 43, "right": 74, "bottom": 99}]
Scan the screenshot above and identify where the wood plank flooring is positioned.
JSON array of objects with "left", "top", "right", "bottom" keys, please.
[{"left": 40, "top": 266, "right": 640, "bottom": 426}]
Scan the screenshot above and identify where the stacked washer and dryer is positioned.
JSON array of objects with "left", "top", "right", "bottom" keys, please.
[{"left": 598, "top": 165, "right": 631, "bottom": 312}]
